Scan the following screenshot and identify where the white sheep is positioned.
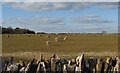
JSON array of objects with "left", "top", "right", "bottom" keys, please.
[{"left": 46, "top": 41, "right": 50, "bottom": 46}]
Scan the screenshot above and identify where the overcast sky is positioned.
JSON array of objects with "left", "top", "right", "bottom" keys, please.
[{"left": 1, "top": 2, "right": 118, "bottom": 33}]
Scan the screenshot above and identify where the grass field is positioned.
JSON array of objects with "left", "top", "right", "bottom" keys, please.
[{"left": 2, "top": 34, "right": 119, "bottom": 61}]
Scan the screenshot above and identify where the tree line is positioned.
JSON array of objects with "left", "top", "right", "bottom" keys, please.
[
  {"left": 1, "top": 27, "right": 35, "bottom": 34},
  {"left": 0, "top": 26, "right": 111, "bottom": 34}
]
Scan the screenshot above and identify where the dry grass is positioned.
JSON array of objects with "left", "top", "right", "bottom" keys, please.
[{"left": 2, "top": 34, "right": 119, "bottom": 61}]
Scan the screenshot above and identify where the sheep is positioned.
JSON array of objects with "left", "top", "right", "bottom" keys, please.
[
  {"left": 55, "top": 37, "right": 58, "bottom": 42},
  {"left": 47, "top": 36, "right": 50, "bottom": 38},
  {"left": 63, "top": 37, "right": 67, "bottom": 40},
  {"left": 46, "top": 41, "right": 50, "bottom": 46}
]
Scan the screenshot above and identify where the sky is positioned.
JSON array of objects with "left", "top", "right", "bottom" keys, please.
[{"left": 1, "top": 2, "right": 119, "bottom": 33}]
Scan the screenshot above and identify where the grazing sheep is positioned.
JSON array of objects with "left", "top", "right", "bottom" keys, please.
[
  {"left": 46, "top": 41, "right": 50, "bottom": 46},
  {"left": 47, "top": 36, "right": 50, "bottom": 38},
  {"left": 55, "top": 37, "right": 58, "bottom": 42},
  {"left": 64, "top": 37, "right": 67, "bottom": 40}
]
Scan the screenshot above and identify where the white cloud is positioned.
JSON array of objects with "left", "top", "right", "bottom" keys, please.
[
  {"left": 96, "top": 2, "right": 118, "bottom": 9},
  {"left": 3, "top": 2, "right": 118, "bottom": 12},
  {"left": 2, "top": 0, "right": 120, "bottom": 2},
  {"left": 3, "top": 16, "right": 65, "bottom": 26},
  {"left": 71, "top": 15, "right": 113, "bottom": 24},
  {"left": 8, "top": 2, "right": 92, "bottom": 12}
]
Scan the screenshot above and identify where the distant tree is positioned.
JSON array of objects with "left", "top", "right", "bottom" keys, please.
[
  {"left": 58, "top": 33, "right": 66, "bottom": 35},
  {"left": 37, "top": 32, "right": 46, "bottom": 34},
  {"left": 15, "top": 27, "right": 20, "bottom": 29},
  {"left": 2, "top": 27, "right": 35, "bottom": 34},
  {"left": 26, "top": 29, "right": 35, "bottom": 34},
  {"left": 2, "top": 27, "right": 14, "bottom": 34}
]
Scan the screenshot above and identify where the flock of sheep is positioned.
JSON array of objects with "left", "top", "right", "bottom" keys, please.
[
  {"left": 46, "top": 36, "right": 67, "bottom": 46},
  {"left": 6, "top": 34, "right": 67, "bottom": 47}
]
